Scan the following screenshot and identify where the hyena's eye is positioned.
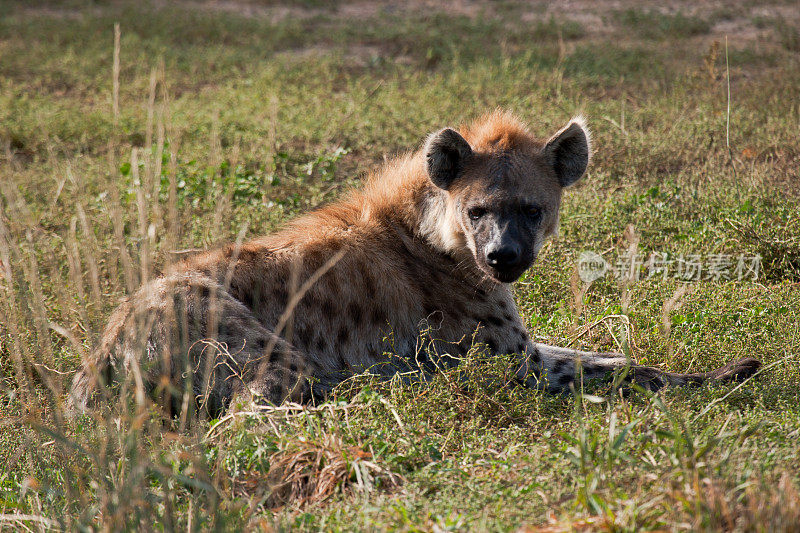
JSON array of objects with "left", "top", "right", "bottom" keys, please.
[
  {"left": 525, "top": 205, "right": 542, "bottom": 219},
  {"left": 468, "top": 207, "right": 486, "bottom": 221}
]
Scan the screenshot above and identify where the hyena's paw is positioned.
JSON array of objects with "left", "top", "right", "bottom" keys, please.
[{"left": 706, "top": 357, "right": 761, "bottom": 383}]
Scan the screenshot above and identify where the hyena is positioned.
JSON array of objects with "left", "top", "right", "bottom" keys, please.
[{"left": 70, "top": 110, "right": 760, "bottom": 416}]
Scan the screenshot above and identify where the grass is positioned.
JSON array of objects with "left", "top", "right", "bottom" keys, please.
[
  {"left": 613, "top": 8, "right": 712, "bottom": 40},
  {"left": 1, "top": 0, "right": 800, "bottom": 530}
]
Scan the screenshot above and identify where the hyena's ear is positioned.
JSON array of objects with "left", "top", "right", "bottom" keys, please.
[
  {"left": 543, "top": 117, "right": 591, "bottom": 188},
  {"left": 424, "top": 128, "right": 473, "bottom": 190}
]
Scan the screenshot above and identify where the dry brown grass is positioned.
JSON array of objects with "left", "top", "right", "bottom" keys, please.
[
  {"left": 693, "top": 473, "right": 800, "bottom": 532},
  {"left": 263, "top": 432, "right": 401, "bottom": 508}
]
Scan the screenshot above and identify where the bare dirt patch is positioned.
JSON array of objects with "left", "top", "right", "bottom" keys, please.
[{"left": 14, "top": 0, "right": 799, "bottom": 49}]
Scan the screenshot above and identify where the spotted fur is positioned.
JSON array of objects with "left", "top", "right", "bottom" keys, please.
[{"left": 70, "top": 110, "right": 760, "bottom": 416}]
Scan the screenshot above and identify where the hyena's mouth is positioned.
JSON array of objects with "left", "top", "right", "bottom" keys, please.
[
  {"left": 488, "top": 265, "right": 528, "bottom": 283},
  {"left": 476, "top": 259, "right": 532, "bottom": 284}
]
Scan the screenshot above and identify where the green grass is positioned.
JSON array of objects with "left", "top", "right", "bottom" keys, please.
[
  {"left": 613, "top": 8, "right": 712, "bottom": 40},
  {"left": 1, "top": 0, "right": 800, "bottom": 530}
]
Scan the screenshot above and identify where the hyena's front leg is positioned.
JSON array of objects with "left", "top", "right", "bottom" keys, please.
[{"left": 517, "top": 343, "right": 761, "bottom": 392}]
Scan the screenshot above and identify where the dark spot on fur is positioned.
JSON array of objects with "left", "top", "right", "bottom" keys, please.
[
  {"left": 452, "top": 300, "right": 467, "bottom": 316},
  {"left": 197, "top": 286, "right": 210, "bottom": 298},
  {"left": 516, "top": 343, "right": 526, "bottom": 353},
  {"left": 216, "top": 323, "right": 232, "bottom": 337},
  {"left": 325, "top": 272, "right": 340, "bottom": 294},
  {"left": 290, "top": 363, "right": 298, "bottom": 373},
  {"left": 295, "top": 326, "right": 312, "bottom": 347},
  {"left": 423, "top": 300, "right": 441, "bottom": 318},
  {"left": 582, "top": 364, "right": 603, "bottom": 377},
  {"left": 273, "top": 286, "right": 288, "bottom": 304},
  {"left": 401, "top": 254, "right": 422, "bottom": 279},
  {"left": 269, "top": 385, "right": 283, "bottom": 401},
  {"left": 558, "top": 374, "right": 574, "bottom": 386},
  {"left": 485, "top": 338, "right": 498, "bottom": 352},
  {"left": 315, "top": 336, "right": 328, "bottom": 353},
  {"left": 347, "top": 302, "right": 363, "bottom": 323},
  {"left": 358, "top": 262, "right": 376, "bottom": 294},
  {"left": 486, "top": 315, "right": 504, "bottom": 327},
  {"left": 238, "top": 247, "right": 260, "bottom": 263},
  {"left": 303, "top": 249, "right": 325, "bottom": 273},
  {"left": 337, "top": 326, "right": 350, "bottom": 345},
  {"left": 321, "top": 299, "right": 335, "bottom": 317},
  {"left": 370, "top": 307, "right": 387, "bottom": 325},
  {"left": 503, "top": 313, "right": 514, "bottom": 322},
  {"left": 257, "top": 338, "right": 268, "bottom": 351},
  {"left": 499, "top": 300, "right": 508, "bottom": 310},
  {"left": 242, "top": 290, "right": 257, "bottom": 309},
  {"left": 552, "top": 360, "right": 566, "bottom": 375}
]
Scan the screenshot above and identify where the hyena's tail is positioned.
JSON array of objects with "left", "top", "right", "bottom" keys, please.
[
  {"left": 67, "top": 300, "right": 133, "bottom": 415},
  {"left": 68, "top": 362, "right": 106, "bottom": 414}
]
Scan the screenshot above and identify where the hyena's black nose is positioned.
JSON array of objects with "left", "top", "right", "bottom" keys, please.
[{"left": 486, "top": 245, "right": 521, "bottom": 269}]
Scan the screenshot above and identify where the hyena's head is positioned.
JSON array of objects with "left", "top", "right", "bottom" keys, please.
[{"left": 424, "top": 112, "right": 590, "bottom": 283}]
